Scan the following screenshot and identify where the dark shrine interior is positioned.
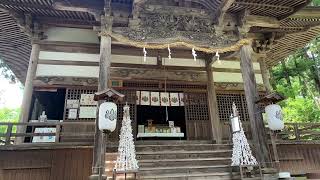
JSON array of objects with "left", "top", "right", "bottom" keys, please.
[
  {"left": 30, "top": 88, "right": 66, "bottom": 120},
  {"left": 136, "top": 105, "right": 186, "bottom": 139}
]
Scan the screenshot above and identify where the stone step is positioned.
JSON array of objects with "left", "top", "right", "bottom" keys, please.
[
  {"left": 140, "top": 172, "right": 237, "bottom": 180},
  {"left": 137, "top": 165, "right": 231, "bottom": 176},
  {"left": 136, "top": 150, "right": 232, "bottom": 160},
  {"left": 135, "top": 143, "right": 232, "bottom": 152},
  {"left": 139, "top": 157, "right": 231, "bottom": 167}
]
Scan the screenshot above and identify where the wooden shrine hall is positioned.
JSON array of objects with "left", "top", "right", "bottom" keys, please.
[{"left": 1, "top": 0, "right": 320, "bottom": 179}]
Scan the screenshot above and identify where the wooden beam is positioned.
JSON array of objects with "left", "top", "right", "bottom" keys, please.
[
  {"left": 37, "top": 59, "right": 262, "bottom": 74},
  {"left": 240, "top": 45, "right": 270, "bottom": 165},
  {"left": 36, "top": 17, "right": 100, "bottom": 29},
  {"left": 53, "top": 0, "right": 103, "bottom": 20},
  {"left": 246, "top": 15, "right": 280, "bottom": 28}
]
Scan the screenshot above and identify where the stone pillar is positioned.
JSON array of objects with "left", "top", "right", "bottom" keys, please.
[
  {"left": 206, "top": 59, "right": 222, "bottom": 143},
  {"left": 259, "top": 58, "right": 273, "bottom": 93},
  {"left": 19, "top": 43, "right": 40, "bottom": 123},
  {"left": 240, "top": 45, "right": 270, "bottom": 165}
]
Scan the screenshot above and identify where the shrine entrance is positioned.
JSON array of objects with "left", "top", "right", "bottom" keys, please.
[
  {"left": 135, "top": 90, "right": 186, "bottom": 140},
  {"left": 136, "top": 105, "right": 186, "bottom": 140}
]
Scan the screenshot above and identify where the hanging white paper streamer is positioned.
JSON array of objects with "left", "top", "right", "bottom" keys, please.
[
  {"left": 143, "top": 47, "right": 147, "bottom": 62},
  {"left": 192, "top": 48, "right": 197, "bottom": 61},
  {"left": 216, "top": 51, "right": 221, "bottom": 64},
  {"left": 179, "top": 93, "right": 185, "bottom": 106},
  {"left": 140, "top": 91, "right": 150, "bottom": 106},
  {"left": 168, "top": 45, "right": 172, "bottom": 60},
  {"left": 136, "top": 91, "right": 140, "bottom": 105},
  {"left": 160, "top": 92, "right": 170, "bottom": 106},
  {"left": 170, "top": 93, "right": 180, "bottom": 106},
  {"left": 151, "top": 92, "right": 160, "bottom": 106},
  {"left": 114, "top": 105, "right": 139, "bottom": 171}
]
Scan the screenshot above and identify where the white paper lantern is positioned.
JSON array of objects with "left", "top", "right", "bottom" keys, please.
[
  {"left": 265, "top": 104, "right": 284, "bottom": 131},
  {"left": 98, "top": 102, "right": 117, "bottom": 132},
  {"left": 230, "top": 116, "right": 241, "bottom": 133}
]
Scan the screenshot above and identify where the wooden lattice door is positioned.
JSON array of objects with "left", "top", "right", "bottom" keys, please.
[{"left": 184, "top": 92, "right": 211, "bottom": 140}]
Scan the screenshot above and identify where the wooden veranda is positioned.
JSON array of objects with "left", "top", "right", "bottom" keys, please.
[{"left": 1, "top": 0, "right": 320, "bottom": 179}]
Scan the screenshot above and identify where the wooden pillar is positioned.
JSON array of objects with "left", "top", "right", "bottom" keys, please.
[
  {"left": 206, "top": 58, "right": 222, "bottom": 143},
  {"left": 92, "top": 35, "right": 112, "bottom": 176},
  {"left": 259, "top": 58, "right": 273, "bottom": 93},
  {"left": 16, "top": 42, "right": 40, "bottom": 144},
  {"left": 19, "top": 43, "right": 40, "bottom": 123},
  {"left": 240, "top": 45, "right": 270, "bottom": 165}
]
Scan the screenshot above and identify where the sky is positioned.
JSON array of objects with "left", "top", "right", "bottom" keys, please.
[{"left": 0, "top": 75, "right": 23, "bottom": 109}]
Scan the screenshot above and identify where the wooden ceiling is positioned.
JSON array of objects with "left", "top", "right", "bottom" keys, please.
[{"left": 0, "top": 0, "right": 319, "bottom": 82}]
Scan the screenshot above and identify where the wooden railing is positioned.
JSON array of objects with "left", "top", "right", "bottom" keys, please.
[
  {"left": 0, "top": 121, "right": 95, "bottom": 145},
  {"left": 1, "top": 121, "right": 320, "bottom": 146},
  {"left": 277, "top": 123, "right": 320, "bottom": 141}
]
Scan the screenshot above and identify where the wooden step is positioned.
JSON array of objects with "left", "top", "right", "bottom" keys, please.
[
  {"left": 135, "top": 140, "right": 215, "bottom": 145},
  {"left": 140, "top": 172, "right": 237, "bottom": 180},
  {"left": 136, "top": 150, "right": 232, "bottom": 160},
  {"left": 135, "top": 144, "right": 232, "bottom": 152},
  {"left": 136, "top": 165, "right": 231, "bottom": 176},
  {"left": 139, "top": 157, "right": 231, "bottom": 167}
]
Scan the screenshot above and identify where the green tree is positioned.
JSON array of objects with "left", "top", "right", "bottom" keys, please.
[
  {"left": 0, "top": 108, "right": 20, "bottom": 134},
  {"left": 271, "top": 36, "right": 320, "bottom": 123},
  {"left": 311, "top": 0, "right": 320, "bottom": 6}
]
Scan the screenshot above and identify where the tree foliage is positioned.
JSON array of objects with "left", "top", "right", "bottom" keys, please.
[
  {"left": 311, "top": 0, "right": 320, "bottom": 6},
  {"left": 0, "top": 108, "right": 20, "bottom": 134},
  {"left": 271, "top": 37, "right": 320, "bottom": 123},
  {"left": 0, "top": 59, "right": 16, "bottom": 83}
]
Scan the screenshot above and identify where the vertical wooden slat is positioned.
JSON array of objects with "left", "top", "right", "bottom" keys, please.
[
  {"left": 55, "top": 124, "right": 61, "bottom": 143},
  {"left": 5, "top": 124, "right": 13, "bottom": 145}
]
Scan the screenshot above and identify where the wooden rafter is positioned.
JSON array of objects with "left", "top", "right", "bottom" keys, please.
[
  {"left": 234, "top": 2, "right": 294, "bottom": 12},
  {"left": 289, "top": 7, "right": 320, "bottom": 18},
  {"left": 0, "top": 0, "right": 51, "bottom": 10}
]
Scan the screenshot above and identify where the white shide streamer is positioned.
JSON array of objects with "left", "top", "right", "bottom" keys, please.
[
  {"left": 143, "top": 47, "right": 147, "bottom": 62},
  {"left": 192, "top": 48, "right": 197, "bottom": 61},
  {"left": 231, "top": 120, "right": 258, "bottom": 166},
  {"left": 168, "top": 45, "right": 172, "bottom": 60},
  {"left": 114, "top": 104, "right": 139, "bottom": 171}
]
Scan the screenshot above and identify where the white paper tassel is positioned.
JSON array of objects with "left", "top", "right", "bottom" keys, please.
[
  {"left": 192, "top": 48, "right": 197, "bottom": 61},
  {"left": 168, "top": 45, "right": 172, "bottom": 60},
  {"left": 231, "top": 119, "right": 258, "bottom": 166},
  {"left": 114, "top": 104, "right": 139, "bottom": 171},
  {"left": 143, "top": 47, "right": 147, "bottom": 62}
]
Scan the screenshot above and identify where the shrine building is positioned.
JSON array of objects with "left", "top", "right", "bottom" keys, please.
[{"left": 1, "top": 0, "right": 320, "bottom": 179}]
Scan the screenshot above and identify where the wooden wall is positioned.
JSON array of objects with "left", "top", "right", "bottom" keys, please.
[
  {"left": 277, "top": 144, "right": 320, "bottom": 175},
  {"left": 0, "top": 148, "right": 92, "bottom": 180}
]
